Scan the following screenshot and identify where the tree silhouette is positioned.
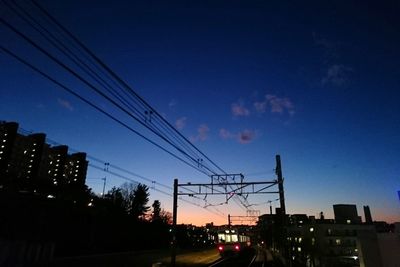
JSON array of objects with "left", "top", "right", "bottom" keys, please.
[
  {"left": 105, "top": 186, "right": 125, "bottom": 213},
  {"left": 152, "top": 200, "right": 161, "bottom": 222},
  {"left": 130, "top": 183, "right": 150, "bottom": 219},
  {"left": 160, "top": 209, "right": 172, "bottom": 224}
]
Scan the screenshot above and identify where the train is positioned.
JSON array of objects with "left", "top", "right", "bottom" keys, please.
[{"left": 216, "top": 228, "right": 251, "bottom": 255}]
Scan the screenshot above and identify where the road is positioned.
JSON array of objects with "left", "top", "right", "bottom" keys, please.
[
  {"left": 208, "top": 247, "right": 278, "bottom": 267},
  {"left": 51, "top": 247, "right": 281, "bottom": 267}
]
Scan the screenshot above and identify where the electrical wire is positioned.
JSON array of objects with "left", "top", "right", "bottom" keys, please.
[{"left": 0, "top": 1, "right": 275, "bottom": 211}]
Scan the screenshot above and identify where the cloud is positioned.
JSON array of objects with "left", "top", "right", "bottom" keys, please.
[
  {"left": 57, "top": 98, "right": 74, "bottom": 111},
  {"left": 175, "top": 117, "right": 187, "bottom": 130},
  {"left": 219, "top": 128, "right": 257, "bottom": 144},
  {"left": 322, "top": 64, "right": 353, "bottom": 87},
  {"left": 219, "top": 128, "right": 234, "bottom": 139},
  {"left": 168, "top": 99, "right": 177, "bottom": 108},
  {"left": 312, "top": 32, "right": 342, "bottom": 62},
  {"left": 254, "top": 94, "right": 295, "bottom": 116},
  {"left": 231, "top": 102, "right": 250, "bottom": 117},
  {"left": 190, "top": 124, "right": 209, "bottom": 142},
  {"left": 254, "top": 101, "right": 267, "bottom": 113},
  {"left": 238, "top": 130, "right": 256, "bottom": 144}
]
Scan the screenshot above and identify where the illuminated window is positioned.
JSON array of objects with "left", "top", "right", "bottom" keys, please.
[
  {"left": 1, "top": 145, "right": 4, "bottom": 148},
  {"left": 312, "top": 238, "right": 315, "bottom": 245},
  {"left": 32, "top": 149, "right": 36, "bottom": 152},
  {"left": 336, "top": 239, "right": 341, "bottom": 245},
  {"left": 2, "top": 140, "right": 6, "bottom": 143},
  {"left": 310, "top": 227, "right": 314, "bottom": 232},
  {"left": 33, "top": 143, "right": 37, "bottom": 146},
  {"left": 73, "top": 178, "right": 77, "bottom": 181},
  {"left": 23, "top": 150, "right": 27, "bottom": 154},
  {"left": 50, "top": 161, "right": 53, "bottom": 165},
  {"left": 74, "top": 174, "right": 78, "bottom": 177},
  {"left": 57, "top": 159, "right": 60, "bottom": 162},
  {"left": 298, "top": 237, "right": 302, "bottom": 243},
  {"left": 28, "top": 165, "right": 32, "bottom": 168},
  {"left": 297, "top": 247, "right": 301, "bottom": 252},
  {"left": 347, "top": 219, "right": 351, "bottom": 224},
  {"left": 0, "top": 151, "right": 3, "bottom": 154},
  {"left": 30, "top": 160, "right": 33, "bottom": 162}
]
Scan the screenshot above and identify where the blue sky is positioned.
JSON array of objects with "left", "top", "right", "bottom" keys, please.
[{"left": 1, "top": 0, "right": 399, "bottom": 225}]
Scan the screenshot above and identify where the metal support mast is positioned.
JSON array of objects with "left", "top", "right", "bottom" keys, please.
[{"left": 276, "top": 155, "right": 286, "bottom": 215}]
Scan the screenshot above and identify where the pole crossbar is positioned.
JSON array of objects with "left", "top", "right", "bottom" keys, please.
[{"left": 177, "top": 181, "right": 279, "bottom": 196}]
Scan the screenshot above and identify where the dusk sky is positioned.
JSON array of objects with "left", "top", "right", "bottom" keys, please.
[{"left": 1, "top": 0, "right": 399, "bottom": 225}]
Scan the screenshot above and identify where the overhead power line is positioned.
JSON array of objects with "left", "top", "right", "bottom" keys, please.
[{"left": 0, "top": 0, "right": 256, "bottom": 211}]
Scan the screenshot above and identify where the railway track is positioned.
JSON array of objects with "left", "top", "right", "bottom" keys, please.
[
  {"left": 208, "top": 247, "right": 277, "bottom": 267},
  {"left": 207, "top": 248, "right": 256, "bottom": 267}
]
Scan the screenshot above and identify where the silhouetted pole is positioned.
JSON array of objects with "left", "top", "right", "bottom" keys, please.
[
  {"left": 101, "top": 177, "right": 106, "bottom": 197},
  {"left": 228, "top": 214, "right": 231, "bottom": 227},
  {"left": 171, "top": 179, "right": 178, "bottom": 267},
  {"left": 276, "top": 155, "right": 290, "bottom": 265},
  {"left": 275, "top": 155, "right": 286, "bottom": 215}
]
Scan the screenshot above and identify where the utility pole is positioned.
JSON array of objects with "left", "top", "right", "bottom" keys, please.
[
  {"left": 275, "top": 155, "right": 286, "bottom": 215},
  {"left": 276, "top": 155, "right": 290, "bottom": 266},
  {"left": 101, "top": 177, "right": 106, "bottom": 197},
  {"left": 171, "top": 179, "right": 178, "bottom": 267}
]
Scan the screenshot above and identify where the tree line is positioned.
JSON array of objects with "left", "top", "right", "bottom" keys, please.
[{"left": 99, "top": 182, "right": 172, "bottom": 224}]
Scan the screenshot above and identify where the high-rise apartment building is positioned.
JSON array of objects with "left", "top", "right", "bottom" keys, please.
[
  {"left": 0, "top": 121, "right": 18, "bottom": 186},
  {"left": 0, "top": 121, "right": 88, "bottom": 198}
]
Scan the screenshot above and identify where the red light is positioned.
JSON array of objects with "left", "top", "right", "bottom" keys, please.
[
  {"left": 218, "top": 246, "right": 224, "bottom": 251},
  {"left": 234, "top": 245, "right": 240, "bottom": 251}
]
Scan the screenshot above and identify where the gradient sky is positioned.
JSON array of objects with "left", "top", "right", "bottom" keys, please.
[{"left": 1, "top": 0, "right": 399, "bottom": 225}]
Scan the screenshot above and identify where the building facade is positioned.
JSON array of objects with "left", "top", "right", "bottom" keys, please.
[{"left": 0, "top": 121, "right": 88, "bottom": 201}]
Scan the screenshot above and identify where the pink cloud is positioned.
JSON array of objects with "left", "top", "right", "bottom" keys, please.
[
  {"left": 266, "top": 94, "right": 294, "bottom": 114},
  {"left": 254, "top": 94, "right": 295, "bottom": 116},
  {"left": 190, "top": 124, "right": 210, "bottom": 142},
  {"left": 175, "top": 117, "right": 187, "bottom": 130},
  {"left": 57, "top": 98, "right": 74, "bottom": 111},
  {"left": 219, "top": 128, "right": 234, "bottom": 139},
  {"left": 237, "top": 129, "right": 256, "bottom": 144},
  {"left": 198, "top": 124, "right": 209, "bottom": 141},
  {"left": 231, "top": 102, "right": 250, "bottom": 117},
  {"left": 219, "top": 128, "right": 257, "bottom": 144}
]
